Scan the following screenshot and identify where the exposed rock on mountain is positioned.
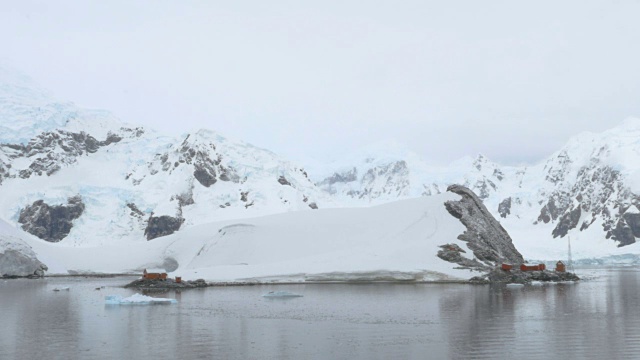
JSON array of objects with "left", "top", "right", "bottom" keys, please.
[
  {"left": 498, "top": 197, "right": 511, "bottom": 218},
  {"left": 0, "top": 130, "right": 123, "bottom": 181},
  {"left": 141, "top": 133, "right": 240, "bottom": 188},
  {"left": 145, "top": 214, "right": 184, "bottom": 240},
  {"left": 0, "top": 236, "right": 48, "bottom": 277},
  {"left": 278, "top": 176, "right": 291, "bottom": 186},
  {"left": 18, "top": 196, "right": 85, "bottom": 242},
  {"left": 318, "top": 160, "right": 410, "bottom": 201},
  {"left": 442, "top": 185, "right": 524, "bottom": 270}
]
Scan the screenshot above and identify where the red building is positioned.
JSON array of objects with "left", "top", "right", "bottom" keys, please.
[
  {"left": 520, "top": 263, "right": 546, "bottom": 271},
  {"left": 143, "top": 268, "right": 167, "bottom": 280}
]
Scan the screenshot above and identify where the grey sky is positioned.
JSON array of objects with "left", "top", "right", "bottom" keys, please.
[{"left": 1, "top": 1, "right": 639, "bottom": 166}]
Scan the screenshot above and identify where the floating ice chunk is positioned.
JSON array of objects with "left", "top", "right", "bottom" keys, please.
[
  {"left": 262, "top": 291, "right": 303, "bottom": 298},
  {"left": 53, "top": 287, "right": 70, "bottom": 291},
  {"left": 505, "top": 283, "right": 525, "bottom": 287},
  {"left": 530, "top": 281, "right": 543, "bottom": 286},
  {"left": 105, "top": 293, "right": 177, "bottom": 305}
]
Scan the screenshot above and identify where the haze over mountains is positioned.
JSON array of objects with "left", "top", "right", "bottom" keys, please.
[{"left": 1, "top": 66, "right": 640, "bottom": 264}]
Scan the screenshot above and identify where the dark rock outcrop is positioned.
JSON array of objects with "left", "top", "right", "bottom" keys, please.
[
  {"left": 610, "top": 219, "right": 637, "bottom": 247},
  {"left": 145, "top": 215, "right": 184, "bottom": 240},
  {"left": 193, "top": 162, "right": 217, "bottom": 187},
  {"left": 278, "top": 176, "right": 291, "bottom": 186},
  {"left": 443, "top": 185, "right": 524, "bottom": 270},
  {"left": 552, "top": 206, "right": 581, "bottom": 238},
  {"left": 498, "top": 197, "right": 511, "bottom": 218},
  {"left": 18, "top": 196, "right": 85, "bottom": 242},
  {"left": 437, "top": 243, "right": 487, "bottom": 270}
]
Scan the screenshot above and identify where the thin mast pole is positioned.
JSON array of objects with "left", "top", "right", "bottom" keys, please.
[{"left": 568, "top": 235, "right": 574, "bottom": 272}]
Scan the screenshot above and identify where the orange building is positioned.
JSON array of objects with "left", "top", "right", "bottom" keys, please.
[{"left": 143, "top": 268, "right": 167, "bottom": 280}]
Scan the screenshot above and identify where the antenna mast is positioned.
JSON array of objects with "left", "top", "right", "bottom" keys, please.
[{"left": 568, "top": 235, "right": 574, "bottom": 272}]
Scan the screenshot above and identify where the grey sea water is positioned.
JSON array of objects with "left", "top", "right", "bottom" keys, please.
[{"left": 0, "top": 268, "right": 637, "bottom": 360}]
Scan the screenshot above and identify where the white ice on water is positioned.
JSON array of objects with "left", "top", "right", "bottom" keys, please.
[{"left": 105, "top": 293, "right": 177, "bottom": 305}]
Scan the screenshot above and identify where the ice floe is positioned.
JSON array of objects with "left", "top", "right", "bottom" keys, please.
[{"left": 105, "top": 293, "right": 177, "bottom": 305}]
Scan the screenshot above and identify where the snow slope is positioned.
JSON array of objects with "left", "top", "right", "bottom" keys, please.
[{"left": 9, "top": 194, "right": 488, "bottom": 282}]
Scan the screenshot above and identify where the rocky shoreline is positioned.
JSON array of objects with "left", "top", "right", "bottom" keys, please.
[
  {"left": 124, "top": 277, "right": 209, "bottom": 290},
  {"left": 470, "top": 268, "right": 580, "bottom": 284}
]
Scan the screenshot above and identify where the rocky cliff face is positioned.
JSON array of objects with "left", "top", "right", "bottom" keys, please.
[
  {"left": 18, "top": 196, "right": 85, "bottom": 242},
  {"left": 535, "top": 154, "right": 640, "bottom": 247},
  {"left": 438, "top": 185, "right": 524, "bottom": 271},
  {"left": 0, "top": 236, "right": 47, "bottom": 277}
]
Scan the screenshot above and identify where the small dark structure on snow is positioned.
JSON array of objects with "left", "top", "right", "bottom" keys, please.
[{"left": 555, "top": 261, "right": 566, "bottom": 272}]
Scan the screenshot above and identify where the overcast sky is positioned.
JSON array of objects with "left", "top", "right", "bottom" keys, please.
[{"left": 1, "top": 1, "right": 639, "bottom": 165}]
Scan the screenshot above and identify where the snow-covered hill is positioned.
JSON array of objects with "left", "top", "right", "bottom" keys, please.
[{"left": 7, "top": 192, "right": 523, "bottom": 282}]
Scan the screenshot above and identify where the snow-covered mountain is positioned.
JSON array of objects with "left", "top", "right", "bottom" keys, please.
[
  {"left": 316, "top": 119, "right": 640, "bottom": 255},
  {"left": 0, "top": 66, "right": 325, "bottom": 246},
  {"left": 2, "top": 64, "right": 640, "bottom": 265}
]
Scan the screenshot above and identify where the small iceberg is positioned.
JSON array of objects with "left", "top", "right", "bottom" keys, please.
[
  {"left": 506, "top": 283, "right": 525, "bottom": 287},
  {"left": 105, "top": 293, "right": 177, "bottom": 305},
  {"left": 53, "top": 287, "right": 70, "bottom": 292},
  {"left": 262, "top": 291, "right": 303, "bottom": 298},
  {"left": 530, "top": 281, "right": 544, "bottom": 286}
]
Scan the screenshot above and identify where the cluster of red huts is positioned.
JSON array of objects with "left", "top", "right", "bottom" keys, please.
[{"left": 501, "top": 261, "right": 566, "bottom": 272}]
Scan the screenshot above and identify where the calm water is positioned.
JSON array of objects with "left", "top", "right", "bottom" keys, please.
[{"left": 1, "top": 268, "right": 639, "bottom": 360}]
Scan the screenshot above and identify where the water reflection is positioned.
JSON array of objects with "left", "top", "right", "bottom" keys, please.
[{"left": 2, "top": 270, "right": 640, "bottom": 359}]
